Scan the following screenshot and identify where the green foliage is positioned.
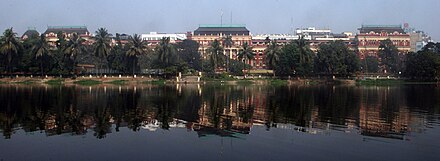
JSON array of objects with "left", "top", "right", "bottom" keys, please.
[
  {"left": 74, "top": 79, "right": 102, "bottom": 85},
  {"left": 15, "top": 80, "right": 35, "bottom": 85},
  {"left": 106, "top": 80, "right": 127, "bottom": 85},
  {"left": 356, "top": 79, "right": 405, "bottom": 86},
  {"left": 265, "top": 40, "right": 281, "bottom": 71},
  {"left": 0, "top": 28, "right": 22, "bottom": 75},
  {"left": 315, "top": 41, "right": 360, "bottom": 76},
  {"left": 404, "top": 51, "right": 440, "bottom": 80},
  {"left": 237, "top": 42, "right": 254, "bottom": 76},
  {"left": 126, "top": 34, "right": 148, "bottom": 75},
  {"left": 361, "top": 56, "right": 379, "bottom": 73},
  {"left": 207, "top": 39, "right": 225, "bottom": 70},
  {"left": 45, "top": 79, "right": 64, "bottom": 85},
  {"left": 236, "top": 80, "right": 254, "bottom": 85},
  {"left": 378, "top": 39, "right": 402, "bottom": 74},
  {"left": 228, "top": 59, "right": 248, "bottom": 76},
  {"left": 175, "top": 39, "right": 201, "bottom": 70},
  {"left": 274, "top": 39, "right": 313, "bottom": 76},
  {"left": 143, "top": 79, "right": 166, "bottom": 85},
  {"left": 156, "top": 37, "right": 177, "bottom": 67},
  {"left": 269, "top": 79, "right": 288, "bottom": 86}
]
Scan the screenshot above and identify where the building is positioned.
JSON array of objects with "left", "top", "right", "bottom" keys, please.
[
  {"left": 191, "top": 24, "right": 252, "bottom": 61},
  {"left": 356, "top": 25, "right": 411, "bottom": 59},
  {"left": 403, "top": 23, "right": 432, "bottom": 52},
  {"left": 251, "top": 34, "right": 305, "bottom": 69},
  {"left": 141, "top": 32, "right": 187, "bottom": 47},
  {"left": 296, "top": 27, "right": 355, "bottom": 52},
  {"left": 295, "top": 27, "right": 332, "bottom": 39},
  {"left": 43, "top": 26, "right": 93, "bottom": 47},
  {"left": 111, "top": 33, "right": 131, "bottom": 47},
  {"left": 21, "top": 27, "right": 39, "bottom": 40}
]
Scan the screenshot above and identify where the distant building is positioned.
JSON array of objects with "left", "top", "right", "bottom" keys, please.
[
  {"left": 356, "top": 25, "right": 411, "bottom": 59},
  {"left": 251, "top": 34, "right": 305, "bottom": 69},
  {"left": 43, "top": 26, "right": 93, "bottom": 47},
  {"left": 111, "top": 33, "right": 130, "bottom": 46},
  {"left": 295, "top": 27, "right": 332, "bottom": 39},
  {"left": 296, "top": 27, "right": 355, "bottom": 52},
  {"left": 21, "top": 27, "right": 39, "bottom": 40},
  {"left": 141, "top": 32, "right": 187, "bottom": 47},
  {"left": 191, "top": 24, "right": 252, "bottom": 69}
]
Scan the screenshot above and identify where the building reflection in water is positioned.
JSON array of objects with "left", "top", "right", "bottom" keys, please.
[{"left": 0, "top": 84, "right": 438, "bottom": 140}]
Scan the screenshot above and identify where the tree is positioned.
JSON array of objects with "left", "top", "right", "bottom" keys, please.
[
  {"left": 93, "top": 28, "right": 112, "bottom": 76},
  {"left": 295, "top": 35, "right": 313, "bottom": 66},
  {"left": 176, "top": 39, "right": 201, "bottom": 71},
  {"left": 421, "top": 42, "right": 440, "bottom": 53},
  {"left": 156, "top": 37, "right": 176, "bottom": 67},
  {"left": 264, "top": 40, "right": 281, "bottom": 76},
  {"left": 0, "top": 28, "right": 22, "bottom": 76},
  {"left": 32, "top": 34, "right": 51, "bottom": 77},
  {"left": 207, "top": 39, "right": 224, "bottom": 72},
  {"left": 275, "top": 40, "right": 313, "bottom": 76},
  {"left": 126, "top": 34, "right": 148, "bottom": 75},
  {"left": 378, "top": 39, "right": 400, "bottom": 74},
  {"left": 404, "top": 51, "right": 440, "bottom": 80},
  {"left": 361, "top": 56, "right": 379, "bottom": 73},
  {"left": 64, "top": 32, "right": 86, "bottom": 75},
  {"left": 222, "top": 36, "right": 233, "bottom": 72},
  {"left": 237, "top": 42, "right": 254, "bottom": 76},
  {"left": 315, "top": 41, "right": 360, "bottom": 76}
]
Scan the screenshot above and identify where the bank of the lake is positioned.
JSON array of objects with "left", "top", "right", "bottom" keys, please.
[{"left": 0, "top": 76, "right": 438, "bottom": 86}]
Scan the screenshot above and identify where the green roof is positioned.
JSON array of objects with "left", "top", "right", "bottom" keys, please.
[
  {"left": 361, "top": 25, "right": 402, "bottom": 28},
  {"left": 199, "top": 24, "right": 246, "bottom": 28},
  {"left": 47, "top": 26, "right": 87, "bottom": 29}
]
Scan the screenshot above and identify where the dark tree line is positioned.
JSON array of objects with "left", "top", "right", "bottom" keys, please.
[
  {"left": 1, "top": 27, "right": 440, "bottom": 80},
  {"left": 0, "top": 28, "right": 202, "bottom": 77}
]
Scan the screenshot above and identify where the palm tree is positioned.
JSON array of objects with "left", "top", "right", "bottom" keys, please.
[
  {"left": 64, "top": 32, "right": 86, "bottom": 75},
  {"left": 207, "top": 39, "right": 224, "bottom": 71},
  {"left": 156, "top": 37, "right": 176, "bottom": 67},
  {"left": 237, "top": 42, "right": 254, "bottom": 76},
  {"left": 295, "top": 35, "right": 312, "bottom": 65},
  {"left": 222, "top": 36, "right": 233, "bottom": 72},
  {"left": 126, "top": 34, "right": 148, "bottom": 75},
  {"left": 93, "top": 28, "right": 112, "bottom": 76},
  {"left": 0, "top": 28, "right": 21, "bottom": 77},
  {"left": 32, "top": 34, "right": 51, "bottom": 77},
  {"left": 64, "top": 32, "right": 86, "bottom": 58},
  {"left": 264, "top": 40, "right": 281, "bottom": 76}
]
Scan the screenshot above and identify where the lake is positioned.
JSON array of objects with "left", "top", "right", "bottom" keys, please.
[{"left": 0, "top": 84, "right": 439, "bottom": 161}]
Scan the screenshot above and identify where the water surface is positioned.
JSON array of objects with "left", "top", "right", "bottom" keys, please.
[{"left": 0, "top": 84, "right": 439, "bottom": 161}]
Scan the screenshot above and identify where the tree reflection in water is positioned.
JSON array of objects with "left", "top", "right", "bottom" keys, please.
[{"left": 0, "top": 84, "right": 439, "bottom": 140}]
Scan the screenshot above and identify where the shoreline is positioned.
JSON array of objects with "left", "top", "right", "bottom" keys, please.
[{"left": 0, "top": 76, "right": 438, "bottom": 86}]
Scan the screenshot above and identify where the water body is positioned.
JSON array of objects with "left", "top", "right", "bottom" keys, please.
[{"left": 0, "top": 84, "right": 439, "bottom": 161}]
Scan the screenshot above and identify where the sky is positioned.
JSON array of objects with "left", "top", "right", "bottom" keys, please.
[{"left": 1, "top": 0, "right": 439, "bottom": 41}]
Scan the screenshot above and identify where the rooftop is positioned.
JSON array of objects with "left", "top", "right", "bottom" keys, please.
[
  {"left": 359, "top": 24, "right": 405, "bottom": 34},
  {"left": 194, "top": 24, "right": 250, "bottom": 36},
  {"left": 44, "top": 26, "right": 90, "bottom": 35}
]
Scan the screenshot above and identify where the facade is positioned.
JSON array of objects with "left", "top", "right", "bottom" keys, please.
[
  {"left": 296, "top": 27, "right": 355, "bottom": 52},
  {"left": 356, "top": 25, "right": 411, "bottom": 59},
  {"left": 191, "top": 24, "right": 252, "bottom": 60},
  {"left": 141, "top": 32, "right": 187, "bottom": 47},
  {"left": 251, "top": 34, "right": 306, "bottom": 69},
  {"left": 43, "top": 26, "right": 93, "bottom": 47},
  {"left": 408, "top": 31, "right": 431, "bottom": 52}
]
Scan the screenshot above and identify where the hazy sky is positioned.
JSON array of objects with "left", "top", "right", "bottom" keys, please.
[{"left": 1, "top": 0, "right": 439, "bottom": 40}]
